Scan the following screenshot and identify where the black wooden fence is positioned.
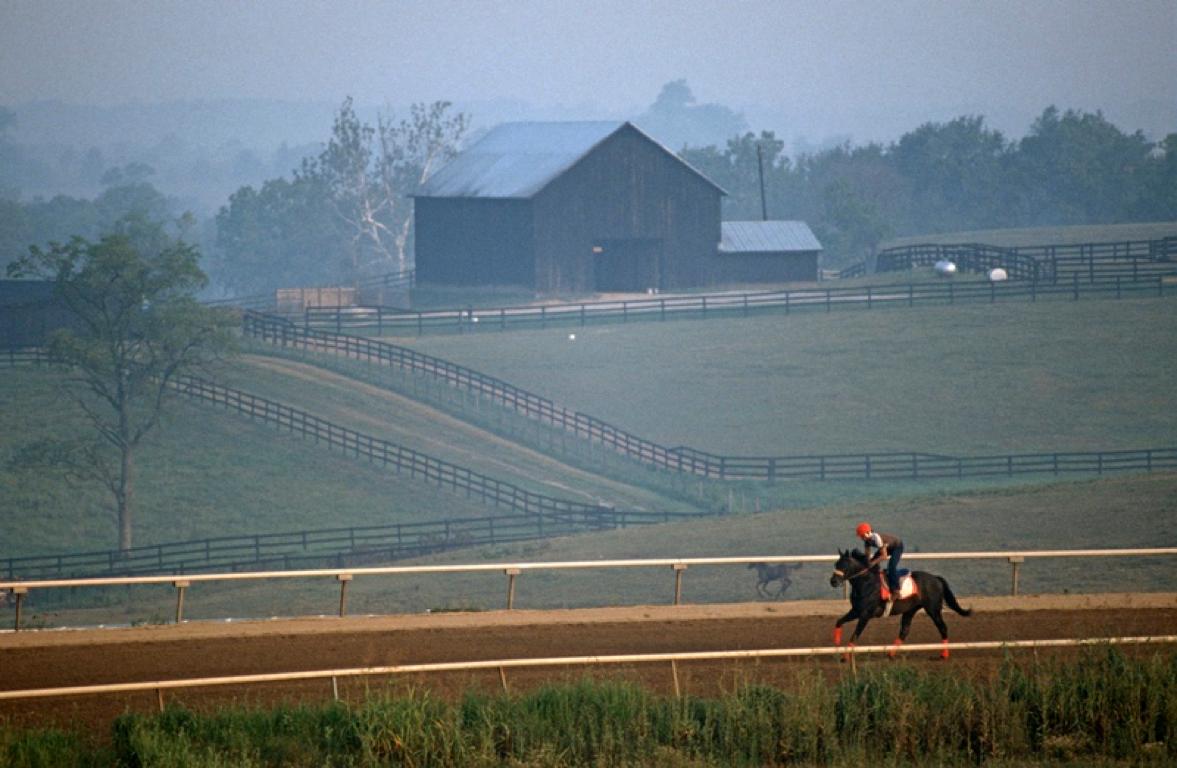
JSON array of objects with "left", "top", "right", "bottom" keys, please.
[
  {"left": 300, "top": 270, "right": 1172, "bottom": 336},
  {"left": 874, "top": 237, "right": 1177, "bottom": 284},
  {"left": 241, "top": 313, "right": 1177, "bottom": 483},
  {"left": 1, "top": 509, "right": 696, "bottom": 582},
  {"left": 168, "top": 374, "right": 618, "bottom": 524}
]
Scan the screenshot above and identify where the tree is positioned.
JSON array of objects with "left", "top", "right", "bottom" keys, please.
[
  {"left": 6, "top": 216, "right": 235, "bottom": 552},
  {"left": 299, "top": 97, "right": 469, "bottom": 276},
  {"left": 1011, "top": 107, "right": 1156, "bottom": 225},
  {"left": 213, "top": 174, "right": 347, "bottom": 295},
  {"left": 891, "top": 116, "right": 1008, "bottom": 230},
  {"left": 635, "top": 79, "right": 748, "bottom": 150},
  {"left": 681, "top": 131, "right": 789, "bottom": 221}
]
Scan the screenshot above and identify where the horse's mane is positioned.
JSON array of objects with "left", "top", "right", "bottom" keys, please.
[{"left": 849, "top": 548, "right": 868, "bottom": 563}]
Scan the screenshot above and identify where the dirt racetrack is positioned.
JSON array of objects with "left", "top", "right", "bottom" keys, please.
[{"left": 2, "top": 593, "right": 1176, "bottom": 736}]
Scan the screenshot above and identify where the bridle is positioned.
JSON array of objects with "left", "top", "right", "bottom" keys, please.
[{"left": 832, "top": 559, "right": 874, "bottom": 583}]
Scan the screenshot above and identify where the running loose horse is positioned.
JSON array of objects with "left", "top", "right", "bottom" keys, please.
[
  {"left": 748, "top": 562, "right": 801, "bottom": 599},
  {"left": 829, "top": 548, "right": 972, "bottom": 659}
]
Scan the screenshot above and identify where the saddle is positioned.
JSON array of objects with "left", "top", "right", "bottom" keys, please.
[{"left": 879, "top": 569, "right": 916, "bottom": 601}]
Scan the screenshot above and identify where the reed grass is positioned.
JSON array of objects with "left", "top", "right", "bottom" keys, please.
[{"left": 4, "top": 647, "right": 1174, "bottom": 766}]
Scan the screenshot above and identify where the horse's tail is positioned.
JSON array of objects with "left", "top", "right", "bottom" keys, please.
[{"left": 938, "top": 577, "right": 973, "bottom": 616}]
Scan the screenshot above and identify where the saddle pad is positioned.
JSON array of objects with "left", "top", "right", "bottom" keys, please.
[{"left": 881, "top": 572, "right": 918, "bottom": 600}]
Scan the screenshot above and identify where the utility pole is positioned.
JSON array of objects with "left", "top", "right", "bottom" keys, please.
[{"left": 756, "top": 143, "right": 768, "bottom": 221}]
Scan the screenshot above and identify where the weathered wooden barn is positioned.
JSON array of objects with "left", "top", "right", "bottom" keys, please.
[
  {"left": 414, "top": 121, "right": 727, "bottom": 294},
  {"left": 718, "top": 221, "right": 823, "bottom": 283}
]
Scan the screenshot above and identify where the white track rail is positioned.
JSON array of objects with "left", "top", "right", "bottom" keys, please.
[
  {"left": 1, "top": 635, "right": 1175, "bottom": 702},
  {"left": 3, "top": 548, "right": 1176, "bottom": 630}
]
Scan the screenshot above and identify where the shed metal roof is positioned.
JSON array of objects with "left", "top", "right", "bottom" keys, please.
[
  {"left": 417, "top": 120, "right": 723, "bottom": 199},
  {"left": 719, "top": 221, "right": 823, "bottom": 254}
]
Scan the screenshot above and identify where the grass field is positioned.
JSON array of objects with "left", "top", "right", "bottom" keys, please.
[
  {"left": 396, "top": 298, "right": 1177, "bottom": 456},
  {"left": 4, "top": 291, "right": 1176, "bottom": 626},
  {"left": 18, "top": 468, "right": 1176, "bottom": 628},
  {"left": 882, "top": 220, "right": 1177, "bottom": 249},
  {"left": 0, "top": 368, "right": 503, "bottom": 559}
]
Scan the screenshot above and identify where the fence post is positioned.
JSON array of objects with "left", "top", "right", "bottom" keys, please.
[
  {"left": 337, "top": 574, "right": 353, "bottom": 617},
  {"left": 12, "top": 588, "right": 27, "bottom": 632},
  {"left": 505, "top": 567, "right": 520, "bottom": 609},
  {"left": 672, "top": 563, "right": 687, "bottom": 605},
  {"left": 173, "top": 580, "right": 190, "bottom": 623},
  {"left": 1008, "top": 556, "right": 1025, "bottom": 596},
  {"left": 866, "top": 285, "right": 872, "bottom": 310}
]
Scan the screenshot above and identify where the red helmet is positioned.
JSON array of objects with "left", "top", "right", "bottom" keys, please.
[{"left": 855, "top": 522, "right": 872, "bottom": 538}]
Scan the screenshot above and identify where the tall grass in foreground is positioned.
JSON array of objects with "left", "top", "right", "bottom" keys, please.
[{"left": 4, "top": 648, "right": 1175, "bottom": 767}]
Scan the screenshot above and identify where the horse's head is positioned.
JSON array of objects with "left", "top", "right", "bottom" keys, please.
[{"left": 829, "top": 548, "right": 872, "bottom": 588}]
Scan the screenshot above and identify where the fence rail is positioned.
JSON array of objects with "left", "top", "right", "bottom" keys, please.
[
  {"left": 300, "top": 270, "right": 1172, "bottom": 336},
  {"left": 4, "top": 548, "right": 1175, "bottom": 632},
  {"left": 875, "top": 237, "right": 1177, "bottom": 284},
  {"left": 242, "top": 313, "right": 1177, "bottom": 483},
  {"left": 2, "top": 635, "right": 1175, "bottom": 703}
]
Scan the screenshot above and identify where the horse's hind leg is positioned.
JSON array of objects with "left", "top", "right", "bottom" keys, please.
[
  {"left": 889, "top": 609, "right": 918, "bottom": 658},
  {"left": 926, "top": 604, "right": 951, "bottom": 659}
]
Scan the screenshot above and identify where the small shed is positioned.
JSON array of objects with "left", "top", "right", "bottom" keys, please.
[
  {"left": 0, "top": 280, "right": 77, "bottom": 347},
  {"left": 718, "top": 221, "right": 823, "bottom": 283},
  {"left": 414, "top": 121, "right": 725, "bottom": 294}
]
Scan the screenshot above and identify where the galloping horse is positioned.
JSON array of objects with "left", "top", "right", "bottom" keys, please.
[
  {"left": 748, "top": 561, "right": 802, "bottom": 599},
  {"left": 829, "top": 548, "right": 972, "bottom": 659}
]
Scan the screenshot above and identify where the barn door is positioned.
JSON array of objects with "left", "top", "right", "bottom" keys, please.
[{"left": 592, "top": 239, "right": 661, "bottom": 293}]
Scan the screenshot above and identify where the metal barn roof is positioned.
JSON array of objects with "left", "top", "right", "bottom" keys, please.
[
  {"left": 719, "top": 221, "right": 823, "bottom": 254},
  {"left": 417, "top": 121, "right": 723, "bottom": 199}
]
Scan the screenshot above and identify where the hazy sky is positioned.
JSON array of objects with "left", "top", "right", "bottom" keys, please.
[{"left": 2, "top": 0, "right": 1175, "bottom": 142}]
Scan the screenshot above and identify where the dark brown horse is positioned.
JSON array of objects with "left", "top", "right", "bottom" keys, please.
[{"left": 829, "top": 548, "right": 972, "bottom": 659}]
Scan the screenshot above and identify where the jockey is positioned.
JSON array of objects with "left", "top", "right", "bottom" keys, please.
[{"left": 856, "top": 522, "right": 905, "bottom": 616}]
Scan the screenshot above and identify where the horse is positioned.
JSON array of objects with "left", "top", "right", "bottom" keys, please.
[
  {"left": 748, "top": 561, "right": 802, "bottom": 599},
  {"left": 829, "top": 548, "right": 972, "bottom": 659}
]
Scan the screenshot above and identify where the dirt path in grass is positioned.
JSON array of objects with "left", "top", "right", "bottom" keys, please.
[
  {"left": 236, "top": 355, "right": 666, "bottom": 508},
  {"left": 3, "top": 594, "right": 1175, "bottom": 737}
]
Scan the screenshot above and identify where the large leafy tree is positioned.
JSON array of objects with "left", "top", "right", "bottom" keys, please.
[
  {"left": 7, "top": 216, "right": 235, "bottom": 552},
  {"left": 213, "top": 174, "right": 345, "bottom": 295}
]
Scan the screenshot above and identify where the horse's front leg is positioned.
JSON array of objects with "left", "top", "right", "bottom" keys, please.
[{"left": 833, "top": 608, "right": 858, "bottom": 648}]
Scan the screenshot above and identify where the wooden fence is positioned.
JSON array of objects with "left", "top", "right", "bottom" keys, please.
[
  {"left": 300, "top": 271, "right": 1172, "bottom": 337},
  {"left": 243, "top": 313, "right": 1177, "bottom": 483},
  {"left": 4, "top": 548, "right": 1175, "bottom": 631},
  {"left": 875, "top": 237, "right": 1177, "bottom": 284}
]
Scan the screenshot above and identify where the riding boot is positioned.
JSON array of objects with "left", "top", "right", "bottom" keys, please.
[{"left": 882, "top": 597, "right": 896, "bottom": 617}]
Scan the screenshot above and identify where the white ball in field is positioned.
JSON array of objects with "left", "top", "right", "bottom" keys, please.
[{"left": 568, "top": 333, "right": 576, "bottom": 341}]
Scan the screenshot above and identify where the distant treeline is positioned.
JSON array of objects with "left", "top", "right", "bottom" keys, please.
[
  {"left": 683, "top": 107, "right": 1177, "bottom": 267},
  {"left": 3, "top": 102, "right": 1174, "bottom": 288}
]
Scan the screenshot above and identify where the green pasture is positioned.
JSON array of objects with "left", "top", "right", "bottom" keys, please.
[
  {"left": 4, "top": 292, "right": 1176, "bottom": 628},
  {"left": 19, "top": 470, "right": 1176, "bottom": 629},
  {"left": 882, "top": 220, "right": 1177, "bottom": 249},
  {"left": 214, "top": 353, "right": 689, "bottom": 514},
  {"left": 398, "top": 298, "right": 1177, "bottom": 457},
  {"left": 0, "top": 367, "right": 500, "bottom": 559}
]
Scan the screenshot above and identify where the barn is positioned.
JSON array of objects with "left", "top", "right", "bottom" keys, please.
[
  {"left": 414, "top": 121, "right": 727, "bottom": 294},
  {"left": 718, "top": 221, "right": 823, "bottom": 283}
]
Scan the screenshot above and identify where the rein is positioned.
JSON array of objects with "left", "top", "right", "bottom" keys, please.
[{"left": 833, "top": 560, "right": 875, "bottom": 582}]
